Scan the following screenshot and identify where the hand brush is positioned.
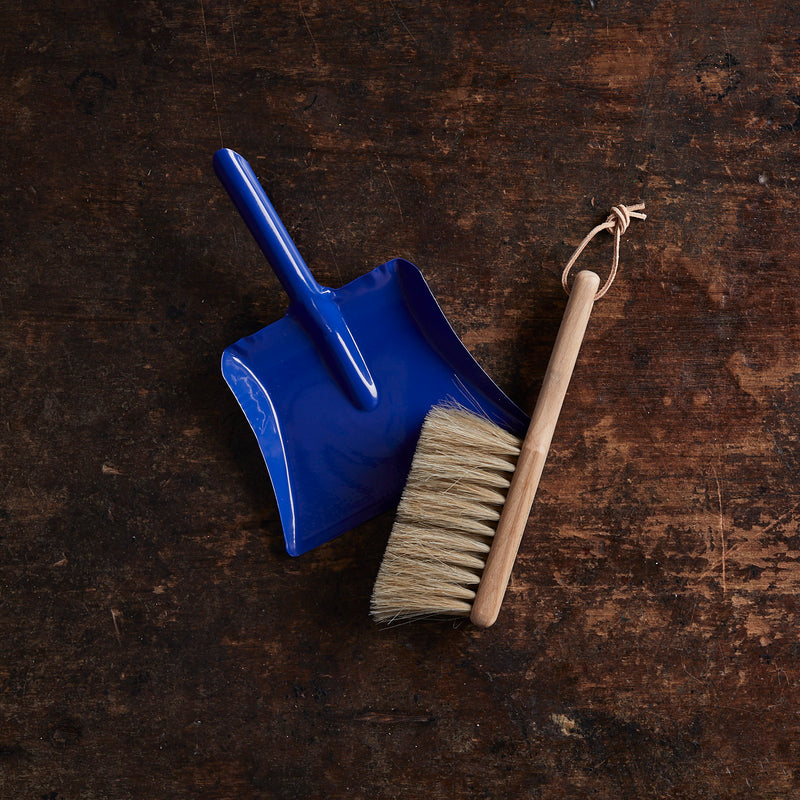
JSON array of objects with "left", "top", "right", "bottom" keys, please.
[{"left": 370, "top": 203, "right": 645, "bottom": 627}]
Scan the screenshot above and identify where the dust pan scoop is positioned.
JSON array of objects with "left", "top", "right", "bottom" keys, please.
[{"left": 215, "top": 148, "right": 528, "bottom": 556}]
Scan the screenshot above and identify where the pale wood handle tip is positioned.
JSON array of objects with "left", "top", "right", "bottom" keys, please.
[{"left": 470, "top": 603, "right": 500, "bottom": 629}]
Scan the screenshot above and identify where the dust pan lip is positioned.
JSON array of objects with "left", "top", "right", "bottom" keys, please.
[{"left": 389, "top": 257, "right": 529, "bottom": 438}]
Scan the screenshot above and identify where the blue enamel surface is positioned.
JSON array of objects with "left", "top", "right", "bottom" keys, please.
[{"left": 216, "top": 149, "right": 529, "bottom": 556}]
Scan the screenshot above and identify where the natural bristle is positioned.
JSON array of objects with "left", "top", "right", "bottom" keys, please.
[{"left": 370, "top": 405, "right": 522, "bottom": 623}]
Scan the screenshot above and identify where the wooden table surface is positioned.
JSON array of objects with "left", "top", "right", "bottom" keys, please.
[{"left": 3, "top": 1, "right": 800, "bottom": 797}]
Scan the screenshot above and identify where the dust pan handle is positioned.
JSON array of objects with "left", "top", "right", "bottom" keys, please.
[
  {"left": 214, "top": 148, "right": 379, "bottom": 411},
  {"left": 470, "top": 270, "right": 600, "bottom": 628},
  {"left": 213, "top": 148, "right": 323, "bottom": 303}
]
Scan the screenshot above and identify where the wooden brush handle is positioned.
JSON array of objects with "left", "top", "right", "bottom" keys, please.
[{"left": 471, "top": 269, "right": 601, "bottom": 628}]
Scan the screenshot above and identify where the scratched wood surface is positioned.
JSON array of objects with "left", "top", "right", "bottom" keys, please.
[{"left": 2, "top": 1, "right": 800, "bottom": 797}]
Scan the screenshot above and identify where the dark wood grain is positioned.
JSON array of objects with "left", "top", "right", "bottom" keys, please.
[{"left": 2, "top": 1, "right": 800, "bottom": 797}]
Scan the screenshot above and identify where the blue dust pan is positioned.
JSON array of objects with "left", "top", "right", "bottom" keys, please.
[{"left": 215, "top": 148, "right": 528, "bottom": 556}]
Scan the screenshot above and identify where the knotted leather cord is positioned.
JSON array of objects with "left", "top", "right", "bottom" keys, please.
[{"left": 561, "top": 203, "right": 647, "bottom": 299}]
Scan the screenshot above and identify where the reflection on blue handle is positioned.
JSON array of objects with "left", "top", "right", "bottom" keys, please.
[{"left": 213, "top": 148, "right": 378, "bottom": 411}]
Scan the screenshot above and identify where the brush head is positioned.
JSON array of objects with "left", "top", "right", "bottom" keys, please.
[{"left": 370, "top": 404, "right": 522, "bottom": 623}]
